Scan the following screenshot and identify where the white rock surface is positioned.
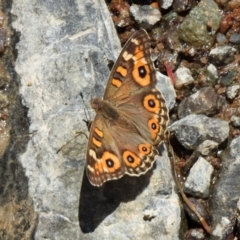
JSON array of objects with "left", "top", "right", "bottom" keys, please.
[
  {"left": 197, "top": 140, "right": 218, "bottom": 156},
  {"left": 12, "top": 0, "right": 180, "bottom": 239},
  {"left": 184, "top": 156, "right": 214, "bottom": 198},
  {"left": 169, "top": 114, "right": 229, "bottom": 150},
  {"left": 226, "top": 85, "right": 240, "bottom": 100},
  {"left": 130, "top": 5, "right": 161, "bottom": 30},
  {"left": 207, "top": 63, "right": 218, "bottom": 81},
  {"left": 175, "top": 66, "right": 194, "bottom": 87}
]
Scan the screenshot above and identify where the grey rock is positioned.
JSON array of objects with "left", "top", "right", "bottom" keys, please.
[
  {"left": 183, "top": 156, "right": 214, "bottom": 198},
  {"left": 211, "top": 136, "right": 240, "bottom": 237},
  {"left": 216, "top": 33, "right": 227, "bottom": 45},
  {"left": 219, "top": 69, "right": 238, "bottom": 86},
  {"left": 212, "top": 217, "right": 231, "bottom": 238},
  {"left": 159, "top": 0, "right": 174, "bottom": 9},
  {"left": 12, "top": 0, "right": 180, "bottom": 239},
  {"left": 187, "top": 228, "right": 205, "bottom": 239},
  {"left": 0, "top": 93, "right": 9, "bottom": 108},
  {"left": 229, "top": 32, "right": 240, "bottom": 44},
  {"left": 130, "top": 5, "right": 161, "bottom": 30},
  {"left": 226, "top": 85, "right": 240, "bottom": 100},
  {"left": 206, "top": 64, "right": 218, "bottom": 82},
  {"left": 209, "top": 46, "right": 237, "bottom": 65},
  {"left": 178, "top": 0, "right": 221, "bottom": 48},
  {"left": 175, "top": 66, "right": 194, "bottom": 87},
  {"left": 237, "top": 198, "right": 240, "bottom": 212},
  {"left": 197, "top": 140, "right": 218, "bottom": 156},
  {"left": 156, "top": 72, "right": 176, "bottom": 111},
  {"left": 169, "top": 114, "right": 229, "bottom": 150},
  {"left": 172, "top": 0, "right": 195, "bottom": 12},
  {"left": 0, "top": 107, "right": 10, "bottom": 158},
  {"left": 178, "top": 87, "right": 219, "bottom": 118},
  {"left": 231, "top": 115, "right": 240, "bottom": 127}
]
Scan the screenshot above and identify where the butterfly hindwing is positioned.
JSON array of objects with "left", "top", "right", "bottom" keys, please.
[
  {"left": 86, "top": 115, "right": 125, "bottom": 186},
  {"left": 86, "top": 114, "right": 159, "bottom": 186}
]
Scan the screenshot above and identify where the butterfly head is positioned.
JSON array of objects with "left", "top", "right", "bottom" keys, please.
[{"left": 90, "top": 98, "right": 103, "bottom": 113}]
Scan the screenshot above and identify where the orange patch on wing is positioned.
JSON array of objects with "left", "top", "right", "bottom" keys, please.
[
  {"left": 123, "top": 150, "right": 140, "bottom": 168},
  {"left": 134, "top": 45, "right": 143, "bottom": 52},
  {"left": 101, "top": 151, "right": 121, "bottom": 173},
  {"left": 134, "top": 49, "right": 144, "bottom": 60},
  {"left": 112, "top": 78, "right": 122, "bottom": 88},
  {"left": 94, "top": 127, "right": 103, "bottom": 138},
  {"left": 116, "top": 66, "right": 127, "bottom": 77},
  {"left": 92, "top": 137, "right": 102, "bottom": 148},
  {"left": 132, "top": 62, "right": 151, "bottom": 86},
  {"left": 148, "top": 118, "right": 160, "bottom": 140},
  {"left": 132, "top": 70, "right": 151, "bottom": 86},
  {"left": 138, "top": 143, "right": 151, "bottom": 155},
  {"left": 93, "top": 161, "right": 104, "bottom": 175},
  {"left": 98, "top": 162, "right": 103, "bottom": 174},
  {"left": 143, "top": 94, "right": 160, "bottom": 113}
]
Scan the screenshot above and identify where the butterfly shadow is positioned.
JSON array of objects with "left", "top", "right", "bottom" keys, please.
[{"left": 78, "top": 163, "right": 156, "bottom": 233}]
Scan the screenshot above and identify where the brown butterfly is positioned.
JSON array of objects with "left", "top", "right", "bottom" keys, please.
[{"left": 86, "top": 30, "right": 168, "bottom": 187}]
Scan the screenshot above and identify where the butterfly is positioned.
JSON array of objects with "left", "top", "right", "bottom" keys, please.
[{"left": 86, "top": 29, "right": 168, "bottom": 187}]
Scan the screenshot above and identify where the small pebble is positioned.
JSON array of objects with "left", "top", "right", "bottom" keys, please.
[{"left": 226, "top": 85, "right": 240, "bottom": 100}]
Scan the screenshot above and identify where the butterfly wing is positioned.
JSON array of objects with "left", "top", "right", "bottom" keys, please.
[
  {"left": 86, "top": 112, "right": 162, "bottom": 186},
  {"left": 86, "top": 114, "right": 125, "bottom": 186},
  {"left": 86, "top": 87, "right": 168, "bottom": 187},
  {"left": 86, "top": 30, "right": 169, "bottom": 187},
  {"left": 114, "top": 89, "right": 168, "bottom": 147},
  {"left": 103, "top": 29, "right": 157, "bottom": 101}
]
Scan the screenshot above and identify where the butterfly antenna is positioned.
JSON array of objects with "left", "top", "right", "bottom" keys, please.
[
  {"left": 57, "top": 92, "right": 91, "bottom": 154},
  {"left": 80, "top": 92, "right": 92, "bottom": 130},
  {"left": 79, "top": 92, "right": 91, "bottom": 121}
]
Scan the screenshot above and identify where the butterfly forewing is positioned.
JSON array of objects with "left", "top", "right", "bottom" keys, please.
[{"left": 103, "top": 30, "right": 157, "bottom": 101}]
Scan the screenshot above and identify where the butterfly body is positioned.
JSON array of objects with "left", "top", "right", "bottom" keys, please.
[
  {"left": 91, "top": 98, "right": 119, "bottom": 122},
  {"left": 86, "top": 30, "right": 168, "bottom": 187}
]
